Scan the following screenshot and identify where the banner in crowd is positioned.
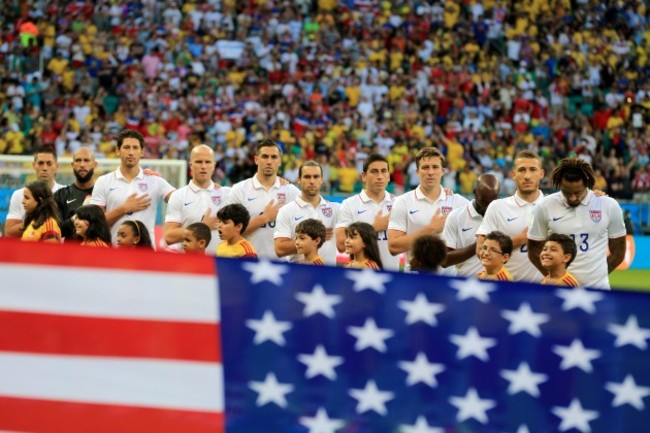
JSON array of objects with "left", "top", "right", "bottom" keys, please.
[{"left": 1, "top": 240, "right": 649, "bottom": 432}]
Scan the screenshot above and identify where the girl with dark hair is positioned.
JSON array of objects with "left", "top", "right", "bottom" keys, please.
[
  {"left": 116, "top": 220, "right": 153, "bottom": 249},
  {"left": 344, "top": 222, "right": 383, "bottom": 270},
  {"left": 73, "top": 205, "right": 111, "bottom": 247},
  {"left": 21, "top": 180, "right": 62, "bottom": 243}
]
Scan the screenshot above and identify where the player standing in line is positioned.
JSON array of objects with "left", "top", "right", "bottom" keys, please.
[
  {"left": 164, "top": 144, "right": 230, "bottom": 254},
  {"left": 475, "top": 150, "right": 545, "bottom": 282},
  {"left": 226, "top": 138, "right": 300, "bottom": 260},
  {"left": 528, "top": 158, "right": 626, "bottom": 289}
]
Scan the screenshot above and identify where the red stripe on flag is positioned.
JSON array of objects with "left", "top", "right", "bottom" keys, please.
[
  {"left": 0, "top": 238, "right": 215, "bottom": 275},
  {"left": 0, "top": 311, "right": 221, "bottom": 363},
  {"left": 0, "top": 396, "right": 224, "bottom": 433}
]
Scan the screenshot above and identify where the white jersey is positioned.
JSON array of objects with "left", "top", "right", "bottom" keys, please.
[
  {"left": 336, "top": 190, "right": 400, "bottom": 271},
  {"left": 441, "top": 202, "right": 484, "bottom": 277},
  {"left": 90, "top": 168, "right": 175, "bottom": 247},
  {"left": 227, "top": 176, "right": 300, "bottom": 260},
  {"left": 528, "top": 190, "right": 626, "bottom": 290},
  {"left": 477, "top": 192, "right": 544, "bottom": 282},
  {"left": 388, "top": 186, "right": 470, "bottom": 271},
  {"left": 6, "top": 182, "right": 65, "bottom": 222},
  {"left": 164, "top": 181, "right": 231, "bottom": 255},
  {"left": 274, "top": 196, "right": 339, "bottom": 265}
]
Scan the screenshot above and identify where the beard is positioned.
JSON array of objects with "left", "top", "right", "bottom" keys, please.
[{"left": 74, "top": 168, "right": 95, "bottom": 184}]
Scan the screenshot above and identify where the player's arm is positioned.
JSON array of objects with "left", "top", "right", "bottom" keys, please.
[
  {"left": 475, "top": 234, "right": 486, "bottom": 257},
  {"left": 274, "top": 236, "right": 297, "bottom": 257},
  {"left": 163, "top": 222, "right": 185, "bottom": 244},
  {"left": 527, "top": 239, "right": 546, "bottom": 274},
  {"left": 388, "top": 210, "right": 446, "bottom": 255},
  {"left": 4, "top": 190, "right": 25, "bottom": 237},
  {"left": 245, "top": 199, "right": 282, "bottom": 236},
  {"left": 4, "top": 219, "right": 23, "bottom": 237},
  {"left": 442, "top": 244, "right": 477, "bottom": 267},
  {"left": 607, "top": 236, "right": 627, "bottom": 273},
  {"left": 335, "top": 227, "right": 346, "bottom": 253}
]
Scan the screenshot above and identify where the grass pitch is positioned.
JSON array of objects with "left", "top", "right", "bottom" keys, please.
[{"left": 611, "top": 270, "right": 650, "bottom": 292}]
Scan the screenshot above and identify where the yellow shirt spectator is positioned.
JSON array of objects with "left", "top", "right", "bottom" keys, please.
[
  {"left": 459, "top": 167, "right": 478, "bottom": 195},
  {"left": 345, "top": 85, "right": 361, "bottom": 107}
]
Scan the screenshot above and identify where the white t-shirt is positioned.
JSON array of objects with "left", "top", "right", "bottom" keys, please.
[
  {"left": 6, "top": 182, "right": 65, "bottom": 222},
  {"left": 477, "top": 192, "right": 544, "bottom": 282},
  {"left": 274, "top": 196, "right": 339, "bottom": 265},
  {"left": 226, "top": 175, "right": 300, "bottom": 260},
  {"left": 441, "top": 202, "right": 484, "bottom": 277},
  {"left": 388, "top": 186, "right": 470, "bottom": 270},
  {"left": 336, "top": 190, "right": 400, "bottom": 271},
  {"left": 528, "top": 190, "right": 626, "bottom": 290},
  {"left": 164, "top": 181, "right": 231, "bottom": 255},
  {"left": 90, "top": 168, "right": 175, "bottom": 247}
]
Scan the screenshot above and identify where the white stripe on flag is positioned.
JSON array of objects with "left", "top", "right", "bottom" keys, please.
[
  {"left": 0, "top": 352, "right": 224, "bottom": 412},
  {"left": 0, "top": 264, "right": 219, "bottom": 323}
]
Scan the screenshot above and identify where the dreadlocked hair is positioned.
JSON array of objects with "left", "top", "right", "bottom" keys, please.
[{"left": 551, "top": 158, "right": 596, "bottom": 189}]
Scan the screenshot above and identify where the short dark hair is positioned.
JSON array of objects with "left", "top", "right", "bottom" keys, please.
[
  {"left": 117, "top": 129, "right": 145, "bottom": 150},
  {"left": 33, "top": 147, "right": 58, "bottom": 161},
  {"left": 514, "top": 150, "right": 542, "bottom": 164},
  {"left": 551, "top": 158, "right": 596, "bottom": 189},
  {"left": 363, "top": 154, "right": 389, "bottom": 173},
  {"left": 217, "top": 203, "right": 251, "bottom": 234},
  {"left": 298, "top": 160, "right": 323, "bottom": 178},
  {"left": 485, "top": 231, "right": 513, "bottom": 256},
  {"left": 255, "top": 138, "right": 282, "bottom": 155},
  {"left": 415, "top": 147, "right": 446, "bottom": 169},
  {"left": 410, "top": 234, "right": 447, "bottom": 272},
  {"left": 295, "top": 218, "right": 326, "bottom": 248},
  {"left": 546, "top": 233, "right": 578, "bottom": 268},
  {"left": 187, "top": 222, "right": 212, "bottom": 245}
]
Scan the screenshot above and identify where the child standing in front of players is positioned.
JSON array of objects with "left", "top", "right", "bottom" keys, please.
[
  {"left": 344, "top": 222, "right": 383, "bottom": 270},
  {"left": 540, "top": 233, "right": 580, "bottom": 287}
]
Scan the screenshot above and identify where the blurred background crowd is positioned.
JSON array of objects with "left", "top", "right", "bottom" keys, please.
[{"left": 0, "top": 0, "right": 649, "bottom": 199}]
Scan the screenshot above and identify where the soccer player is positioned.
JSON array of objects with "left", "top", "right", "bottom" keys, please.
[
  {"left": 54, "top": 147, "right": 98, "bottom": 241},
  {"left": 5, "top": 147, "right": 64, "bottom": 238},
  {"left": 90, "top": 129, "right": 176, "bottom": 247},
  {"left": 388, "top": 147, "right": 469, "bottom": 271},
  {"left": 274, "top": 161, "right": 339, "bottom": 264},
  {"left": 477, "top": 231, "right": 514, "bottom": 281},
  {"left": 226, "top": 138, "right": 300, "bottom": 259},
  {"left": 540, "top": 233, "right": 579, "bottom": 287},
  {"left": 182, "top": 222, "right": 212, "bottom": 255},
  {"left": 528, "top": 158, "right": 626, "bottom": 289},
  {"left": 335, "top": 154, "right": 399, "bottom": 270},
  {"left": 164, "top": 144, "right": 230, "bottom": 254},
  {"left": 475, "top": 150, "right": 545, "bottom": 282},
  {"left": 294, "top": 218, "right": 326, "bottom": 265},
  {"left": 441, "top": 173, "right": 500, "bottom": 277},
  {"left": 215, "top": 203, "right": 257, "bottom": 258}
]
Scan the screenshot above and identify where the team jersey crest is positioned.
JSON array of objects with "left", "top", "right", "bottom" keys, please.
[
  {"left": 590, "top": 210, "right": 602, "bottom": 223},
  {"left": 321, "top": 206, "right": 333, "bottom": 218},
  {"left": 277, "top": 193, "right": 286, "bottom": 202},
  {"left": 386, "top": 204, "right": 393, "bottom": 212},
  {"left": 441, "top": 206, "right": 453, "bottom": 216},
  {"left": 212, "top": 195, "right": 222, "bottom": 206},
  {"left": 138, "top": 183, "right": 148, "bottom": 192}
]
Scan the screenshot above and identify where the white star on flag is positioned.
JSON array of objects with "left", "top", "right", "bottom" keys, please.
[
  {"left": 398, "top": 293, "right": 445, "bottom": 326},
  {"left": 398, "top": 352, "right": 445, "bottom": 387},
  {"left": 501, "top": 303, "right": 549, "bottom": 337},
  {"left": 299, "top": 408, "right": 345, "bottom": 433},
  {"left": 551, "top": 399, "right": 599, "bottom": 433},
  {"left": 500, "top": 362, "right": 548, "bottom": 397},
  {"left": 297, "top": 345, "right": 344, "bottom": 380},
  {"left": 249, "top": 373, "right": 294, "bottom": 408},
  {"left": 450, "top": 327, "right": 497, "bottom": 361},
  {"left": 347, "top": 318, "right": 394, "bottom": 352},
  {"left": 246, "top": 310, "right": 292, "bottom": 346},
  {"left": 242, "top": 259, "right": 289, "bottom": 286},
  {"left": 515, "top": 426, "right": 531, "bottom": 433},
  {"left": 552, "top": 339, "right": 601, "bottom": 373},
  {"left": 345, "top": 268, "right": 392, "bottom": 293},
  {"left": 449, "top": 278, "right": 496, "bottom": 303},
  {"left": 605, "top": 374, "right": 650, "bottom": 410},
  {"left": 555, "top": 287, "right": 603, "bottom": 313},
  {"left": 348, "top": 380, "right": 394, "bottom": 415},
  {"left": 399, "top": 415, "right": 444, "bottom": 433},
  {"left": 607, "top": 315, "right": 650, "bottom": 349},
  {"left": 449, "top": 387, "right": 496, "bottom": 424},
  {"left": 295, "top": 284, "right": 342, "bottom": 318}
]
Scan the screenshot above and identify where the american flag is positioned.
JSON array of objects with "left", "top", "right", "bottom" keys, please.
[{"left": 218, "top": 258, "right": 650, "bottom": 433}]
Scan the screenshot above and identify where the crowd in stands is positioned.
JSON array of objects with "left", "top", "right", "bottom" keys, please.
[{"left": 0, "top": 0, "right": 649, "bottom": 199}]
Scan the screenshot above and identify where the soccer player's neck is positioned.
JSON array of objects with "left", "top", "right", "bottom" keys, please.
[
  {"left": 255, "top": 172, "right": 277, "bottom": 190},
  {"left": 420, "top": 184, "right": 441, "bottom": 200},
  {"left": 119, "top": 165, "right": 140, "bottom": 182},
  {"left": 364, "top": 188, "right": 384, "bottom": 203},
  {"left": 192, "top": 178, "right": 212, "bottom": 189},
  {"left": 517, "top": 188, "right": 541, "bottom": 203}
]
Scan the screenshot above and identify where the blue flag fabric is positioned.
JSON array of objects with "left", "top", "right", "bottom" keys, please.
[{"left": 217, "top": 258, "right": 650, "bottom": 433}]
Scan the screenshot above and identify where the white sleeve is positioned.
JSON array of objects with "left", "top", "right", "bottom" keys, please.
[
  {"left": 6, "top": 189, "right": 25, "bottom": 221},
  {"left": 441, "top": 210, "right": 460, "bottom": 249},
  {"left": 388, "top": 195, "right": 408, "bottom": 232},
  {"left": 606, "top": 198, "right": 627, "bottom": 238},
  {"left": 89, "top": 176, "right": 107, "bottom": 207},
  {"left": 476, "top": 203, "right": 497, "bottom": 236},
  {"left": 335, "top": 199, "right": 353, "bottom": 229},
  {"left": 527, "top": 201, "right": 549, "bottom": 241},
  {"left": 224, "top": 183, "right": 244, "bottom": 205},
  {"left": 164, "top": 189, "right": 183, "bottom": 223},
  {"left": 157, "top": 177, "right": 176, "bottom": 200},
  {"left": 273, "top": 204, "right": 293, "bottom": 239}
]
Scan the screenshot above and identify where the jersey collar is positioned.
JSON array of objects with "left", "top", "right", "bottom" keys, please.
[
  {"left": 188, "top": 181, "right": 217, "bottom": 193},
  {"left": 513, "top": 190, "right": 544, "bottom": 207},
  {"left": 296, "top": 195, "right": 327, "bottom": 208},
  {"left": 252, "top": 175, "right": 281, "bottom": 190},
  {"left": 115, "top": 167, "right": 144, "bottom": 181},
  {"left": 560, "top": 189, "right": 593, "bottom": 207},
  {"left": 360, "top": 189, "right": 392, "bottom": 204},
  {"left": 414, "top": 185, "right": 447, "bottom": 203}
]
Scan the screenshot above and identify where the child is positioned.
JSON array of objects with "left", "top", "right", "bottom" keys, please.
[
  {"left": 344, "top": 222, "right": 382, "bottom": 270},
  {"left": 21, "top": 180, "right": 62, "bottom": 243},
  {"left": 409, "top": 234, "right": 448, "bottom": 273},
  {"left": 540, "top": 233, "right": 580, "bottom": 287},
  {"left": 295, "top": 218, "right": 326, "bottom": 265},
  {"left": 477, "top": 231, "right": 514, "bottom": 281},
  {"left": 116, "top": 220, "right": 153, "bottom": 249},
  {"left": 215, "top": 203, "right": 257, "bottom": 258},
  {"left": 183, "top": 222, "right": 212, "bottom": 254},
  {"left": 73, "top": 205, "right": 111, "bottom": 247}
]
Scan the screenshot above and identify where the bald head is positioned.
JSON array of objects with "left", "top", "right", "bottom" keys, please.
[
  {"left": 474, "top": 173, "right": 501, "bottom": 216},
  {"left": 72, "top": 146, "right": 97, "bottom": 185},
  {"left": 191, "top": 144, "right": 215, "bottom": 159},
  {"left": 189, "top": 144, "right": 216, "bottom": 187}
]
